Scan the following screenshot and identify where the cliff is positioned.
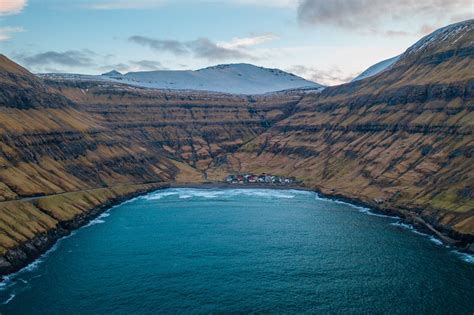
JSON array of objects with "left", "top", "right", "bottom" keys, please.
[{"left": 214, "top": 20, "right": 474, "bottom": 245}]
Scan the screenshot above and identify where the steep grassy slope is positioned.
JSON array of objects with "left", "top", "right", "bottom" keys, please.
[
  {"left": 216, "top": 21, "right": 474, "bottom": 243},
  {"left": 44, "top": 79, "right": 303, "bottom": 177},
  {"left": 0, "top": 55, "right": 185, "bottom": 202}
]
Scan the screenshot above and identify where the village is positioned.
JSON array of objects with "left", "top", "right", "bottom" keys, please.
[{"left": 224, "top": 174, "right": 300, "bottom": 186}]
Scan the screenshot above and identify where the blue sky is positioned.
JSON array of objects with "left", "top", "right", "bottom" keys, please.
[{"left": 0, "top": 0, "right": 472, "bottom": 85}]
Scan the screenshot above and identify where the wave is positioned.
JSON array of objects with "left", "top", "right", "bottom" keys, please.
[
  {"left": 391, "top": 222, "right": 428, "bottom": 236},
  {"left": 142, "top": 191, "right": 180, "bottom": 200},
  {"left": 0, "top": 200, "right": 119, "bottom": 288},
  {"left": 2, "top": 293, "right": 15, "bottom": 304},
  {"left": 84, "top": 211, "right": 111, "bottom": 227},
  {"left": 326, "top": 196, "right": 398, "bottom": 219},
  {"left": 453, "top": 251, "right": 474, "bottom": 265},
  {"left": 142, "top": 188, "right": 311, "bottom": 201},
  {"left": 0, "top": 241, "right": 59, "bottom": 291},
  {"left": 390, "top": 222, "right": 445, "bottom": 246}
]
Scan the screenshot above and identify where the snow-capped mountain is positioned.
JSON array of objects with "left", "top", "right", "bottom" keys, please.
[
  {"left": 41, "top": 64, "right": 323, "bottom": 95},
  {"left": 401, "top": 19, "right": 473, "bottom": 57},
  {"left": 105, "top": 64, "right": 322, "bottom": 94},
  {"left": 351, "top": 55, "right": 400, "bottom": 82},
  {"left": 352, "top": 20, "right": 473, "bottom": 83}
]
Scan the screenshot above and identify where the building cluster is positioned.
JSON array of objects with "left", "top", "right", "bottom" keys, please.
[{"left": 225, "top": 174, "right": 299, "bottom": 185}]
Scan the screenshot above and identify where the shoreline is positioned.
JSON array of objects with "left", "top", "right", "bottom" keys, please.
[
  {"left": 0, "top": 183, "right": 169, "bottom": 279},
  {"left": 170, "top": 182, "right": 473, "bottom": 254},
  {"left": 1, "top": 181, "right": 472, "bottom": 279}
]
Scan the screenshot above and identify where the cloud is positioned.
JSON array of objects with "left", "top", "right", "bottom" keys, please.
[
  {"left": 129, "top": 36, "right": 188, "bottom": 55},
  {"left": 0, "top": 0, "right": 27, "bottom": 15},
  {"left": 20, "top": 50, "right": 96, "bottom": 67},
  {"left": 129, "top": 35, "right": 255, "bottom": 61},
  {"left": 229, "top": 0, "right": 297, "bottom": 7},
  {"left": 130, "top": 60, "right": 166, "bottom": 70},
  {"left": 220, "top": 34, "right": 279, "bottom": 49},
  {"left": 187, "top": 38, "right": 252, "bottom": 60},
  {"left": 0, "top": 26, "right": 24, "bottom": 41},
  {"left": 297, "top": 0, "right": 471, "bottom": 33},
  {"left": 288, "top": 65, "right": 356, "bottom": 86},
  {"left": 98, "top": 60, "right": 167, "bottom": 73},
  {"left": 97, "top": 63, "right": 131, "bottom": 73},
  {"left": 85, "top": 0, "right": 297, "bottom": 10},
  {"left": 85, "top": 0, "right": 164, "bottom": 10}
]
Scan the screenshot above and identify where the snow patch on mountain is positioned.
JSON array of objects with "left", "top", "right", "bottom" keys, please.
[
  {"left": 105, "top": 63, "right": 323, "bottom": 94},
  {"left": 402, "top": 19, "right": 473, "bottom": 57},
  {"left": 352, "top": 55, "right": 400, "bottom": 82},
  {"left": 41, "top": 64, "right": 322, "bottom": 95}
]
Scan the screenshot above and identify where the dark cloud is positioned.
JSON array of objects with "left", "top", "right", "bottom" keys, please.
[
  {"left": 297, "top": 0, "right": 470, "bottom": 33},
  {"left": 129, "top": 35, "right": 253, "bottom": 61},
  {"left": 21, "top": 50, "right": 95, "bottom": 67},
  {"left": 129, "top": 36, "right": 188, "bottom": 55}
]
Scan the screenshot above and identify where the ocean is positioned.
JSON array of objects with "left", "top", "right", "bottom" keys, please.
[{"left": 1, "top": 188, "right": 473, "bottom": 314}]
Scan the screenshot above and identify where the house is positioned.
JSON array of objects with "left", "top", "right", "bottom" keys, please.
[
  {"left": 271, "top": 176, "right": 281, "bottom": 184},
  {"left": 226, "top": 175, "right": 236, "bottom": 183}
]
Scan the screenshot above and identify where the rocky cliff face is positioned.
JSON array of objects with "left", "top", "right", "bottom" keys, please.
[{"left": 43, "top": 79, "right": 303, "bottom": 176}]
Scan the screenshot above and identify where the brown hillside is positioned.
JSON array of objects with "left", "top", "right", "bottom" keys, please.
[{"left": 219, "top": 20, "right": 474, "bottom": 242}]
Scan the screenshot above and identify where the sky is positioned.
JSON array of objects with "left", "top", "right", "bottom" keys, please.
[{"left": 0, "top": 0, "right": 472, "bottom": 85}]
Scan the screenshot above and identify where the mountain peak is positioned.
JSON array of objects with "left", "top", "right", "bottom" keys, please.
[
  {"left": 102, "top": 70, "right": 123, "bottom": 77},
  {"left": 402, "top": 19, "right": 473, "bottom": 58}
]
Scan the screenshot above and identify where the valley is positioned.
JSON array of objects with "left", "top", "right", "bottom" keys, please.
[{"left": 0, "top": 20, "right": 472, "bottom": 276}]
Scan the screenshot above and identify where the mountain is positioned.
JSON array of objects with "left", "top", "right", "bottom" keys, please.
[
  {"left": 42, "top": 63, "right": 323, "bottom": 95},
  {"left": 351, "top": 55, "right": 400, "bottom": 82},
  {"left": 101, "top": 70, "right": 123, "bottom": 77},
  {"left": 0, "top": 54, "right": 71, "bottom": 109},
  {"left": 212, "top": 20, "right": 474, "bottom": 244},
  {"left": 0, "top": 20, "right": 472, "bottom": 275}
]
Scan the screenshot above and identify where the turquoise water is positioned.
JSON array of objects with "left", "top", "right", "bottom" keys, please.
[{"left": 0, "top": 188, "right": 473, "bottom": 314}]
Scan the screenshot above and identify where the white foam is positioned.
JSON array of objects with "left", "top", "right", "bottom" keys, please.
[
  {"left": 428, "top": 236, "right": 444, "bottom": 246},
  {"left": 390, "top": 222, "right": 428, "bottom": 236},
  {"left": 327, "top": 197, "right": 398, "bottom": 219},
  {"left": 0, "top": 227, "right": 80, "bottom": 288},
  {"left": 3, "top": 293, "right": 15, "bottom": 304},
  {"left": 142, "top": 191, "right": 179, "bottom": 200},
  {"left": 453, "top": 251, "right": 474, "bottom": 264},
  {"left": 356, "top": 206, "right": 396, "bottom": 218},
  {"left": 84, "top": 211, "right": 111, "bottom": 227},
  {"left": 142, "top": 188, "right": 311, "bottom": 201},
  {"left": 390, "top": 222, "right": 446, "bottom": 247}
]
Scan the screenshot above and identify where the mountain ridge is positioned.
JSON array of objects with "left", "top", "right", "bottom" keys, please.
[{"left": 41, "top": 63, "right": 323, "bottom": 95}]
